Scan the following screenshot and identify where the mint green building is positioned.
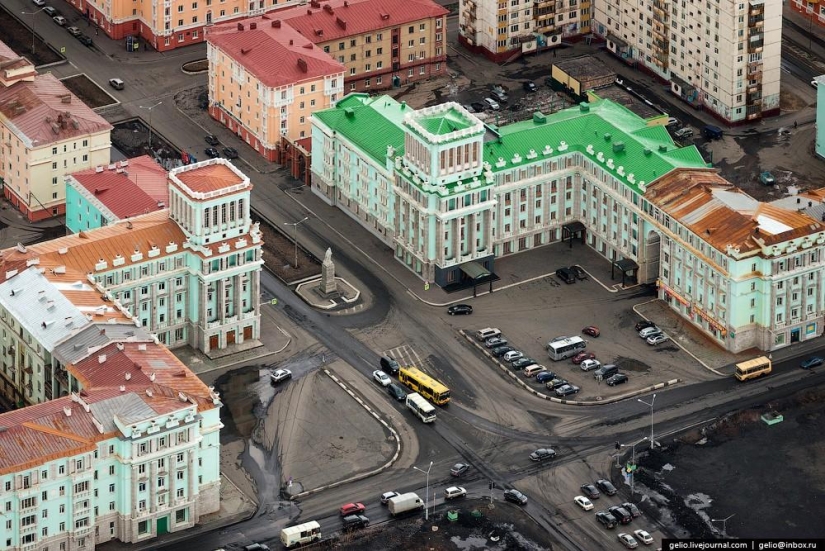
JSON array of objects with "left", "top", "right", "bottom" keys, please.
[{"left": 312, "top": 95, "right": 825, "bottom": 352}]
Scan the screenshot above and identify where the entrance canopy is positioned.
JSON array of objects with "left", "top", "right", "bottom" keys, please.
[
  {"left": 459, "top": 261, "right": 490, "bottom": 280},
  {"left": 612, "top": 258, "right": 638, "bottom": 273}
]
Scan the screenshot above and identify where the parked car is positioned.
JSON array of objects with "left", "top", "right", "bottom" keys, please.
[
  {"left": 108, "top": 78, "right": 125, "bottom": 90},
  {"left": 570, "top": 265, "right": 587, "bottom": 280},
  {"left": 546, "top": 378, "right": 568, "bottom": 390},
  {"left": 580, "top": 359, "right": 601, "bottom": 372},
  {"left": 222, "top": 147, "right": 239, "bottom": 159},
  {"left": 529, "top": 448, "right": 556, "bottom": 461},
  {"left": 205, "top": 134, "right": 220, "bottom": 145},
  {"left": 483, "top": 98, "right": 500, "bottom": 111},
  {"left": 582, "top": 325, "right": 600, "bottom": 338},
  {"left": 646, "top": 334, "right": 668, "bottom": 345},
  {"left": 606, "top": 373, "right": 628, "bottom": 386},
  {"left": 269, "top": 369, "right": 292, "bottom": 384},
  {"left": 609, "top": 505, "right": 633, "bottom": 525},
  {"left": 572, "top": 352, "right": 596, "bottom": 364},
  {"left": 373, "top": 370, "right": 391, "bottom": 386},
  {"left": 471, "top": 101, "right": 486, "bottom": 112},
  {"left": 511, "top": 357, "right": 536, "bottom": 370},
  {"left": 66, "top": 26, "right": 81, "bottom": 37},
  {"left": 342, "top": 514, "right": 369, "bottom": 531},
  {"left": 674, "top": 127, "right": 694, "bottom": 139},
  {"left": 491, "top": 84, "right": 507, "bottom": 95},
  {"left": 381, "top": 491, "right": 399, "bottom": 504},
  {"left": 484, "top": 336, "right": 507, "bottom": 348},
  {"left": 574, "top": 495, "right": 594, "bottom": 510},
  {"left": 77, "top": 34, "right": 93, "bottom": 46},
  {"left": 639, "top": 326, "right": 661, "bottom": 338},
  {"left": 596, "top": 510, "right": 617, "bottom": 529},
  {"left": 503, "top": 489, "right": 528, "bottom": 505},
  {"left": 53, "top": 15, "right": 67, "bottom": 26},
  {"left": 447, "top": 304, "right": 473, "bottom": 315},
  {"left": 535, "top": 371, "right": 556, "bottom": 383},
  {"left": 339, "top": 502, "right": 366, "bottom": 516},
  {"left": 491, "top": 345, "right": 515, "bottom": 357},
  {"left": 622, "top": 502, "right": 642, "bottom": 518},
  {"left": 666, "top": 117, "right": 680, "bottom": 126},
  {"left": 633, "top": 529, "right": 653, "bottom": 544},
  {"left": 801, "top": 356, "right": 824, "bottom": 369},
  {"left": 555, "top": 384, "right": 580, "bottom": 397},
  {"left": 503, "top": 350, "right": 523, "bottom": 362},
  {"left": 444, "top": 486, "right": 467, "bottom": 500},
  {"left": 580, "top": 483, "right": 600, "bottom": 499},
  {"left": 523, "top": 81, "right": 537, "bottom": 92},
  {"left": 387, "top": 383, "right": 406, "bottom": 401},
  {"left": 43, "top": 6, "right": 57, "bottom": 16},
  {"left": 556, "top": 267, "right": 576, "bottom": 284},
  {"left": 703, "top": 124, "right": 723, "bottom": 140},
  {"left": 204, "top": 147, "right": 220, "bottom": 158},
  {"left": 523, "top": 365, "right": 547, "bottom": 377},
  {"left": 618, "top": 533, "right": 639, "bottom": 549},
  {"left": 380, "top": 356, "right": 399, "bottom": 375},
  {"left": 450, "top": 463, "right": 469, "bottom": 477},
  {"left": 33, "top": 0, "right": 46, "bottom": 5},
  {"left": 490, "top": 89, "right": 508, "bottom": 102},
  {"left": 596, "top": 479, "right": 618, "bottom": 496},
  {"left": 635, "top": 320, "right": 656, "bottom": 332}
]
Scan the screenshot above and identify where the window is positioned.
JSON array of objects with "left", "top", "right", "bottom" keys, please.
[{"left": 138, "top": 520, "right": 149, "bottom": 535}]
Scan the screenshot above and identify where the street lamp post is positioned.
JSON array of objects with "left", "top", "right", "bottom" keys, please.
[
  {"left": 412, "top": 461, "right": 433, "bottom": 521},
  {"left": 22, "top": 8, "right": 47, "bottom": 55},
  {"left": 283, "top": 216, "right": 308, "bottom": 269},
  {"left": 139, "top": 101, "right": 163, "bottom": 151},
  {"left": 620, "top": 437, "right": 648, "bottom": 495},
  {"left": 637, "top": 393, "right": 657, "bottom": 449},
  {"left": 711, "top": 514, "right": 735, "bottom": 536}
]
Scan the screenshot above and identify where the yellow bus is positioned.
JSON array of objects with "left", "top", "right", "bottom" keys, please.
[
  {"left": 398, "top": 366, "right": 451, "bottom": 405},
  {"left": 734, "top": 356, "right": 772, "bottom": 381}
]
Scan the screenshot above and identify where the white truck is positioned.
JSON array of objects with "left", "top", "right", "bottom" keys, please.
[
  {"left": 280, "top": 520, "right": 321, "bottom": 549},
  {"left": 387, "top": 492, "right": 424, "bottom": 516},
  {"left": 406, "top": 392, "right": 436, "bottom": 423}
]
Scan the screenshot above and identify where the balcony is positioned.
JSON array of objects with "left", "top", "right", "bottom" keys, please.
[
  {"left": 534, "top": 0, "right": 555, "bottom": 7},
  {"left": 748, "top": 40, "right": 763, "bottom": 53}
]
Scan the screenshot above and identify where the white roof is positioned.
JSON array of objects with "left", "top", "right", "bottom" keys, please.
[
  {"left": 755, "top": 214, "right": 793, "bottom": 235},
  {"left": 0, "top": 267, "right": 91, "bottom": 351}
]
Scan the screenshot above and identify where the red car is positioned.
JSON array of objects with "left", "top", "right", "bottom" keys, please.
[
  {"left": 340, "top": 502, "right": 366, "bottom": 516},
  {"left": 572, "top": 352, "right": 596, "bottom": 364},
  {"left": 582, "top": 326, "right": 600, "bottom": 338}
]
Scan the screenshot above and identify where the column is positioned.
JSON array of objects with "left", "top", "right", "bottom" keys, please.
[
  {"left": 217, "top": 279, "right": 226, "bottom": 323},
  {"left": 234, "top": 273, "right": 242, "bottom": 318}
]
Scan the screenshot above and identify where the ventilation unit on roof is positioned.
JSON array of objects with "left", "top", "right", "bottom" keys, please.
[
  {"left": 63, "top": 407, "right": 72, "bottom": 417},
  {"left": 125, "top": 372, "right": 131, "bottom": 380},
  {"left": 98, "top": 354, "right": 107, "bottom": 364},
  {"left": 10, "top": 288, "right": 22, "bottom": 296},
  {"left": 16, "top": 243, "right": 26, "bottom": 253},
  {"left": 146, "top": 389, "right": 154, "bottom": 398},
  {"left": 95, "top": 166, "right": 103, "bottom": 173},
  {"left": 117, "top": 343, "right": 125, "bottom": 351},
  {"left": 138, "top": 344, "right": 147, "bottom": 351}
]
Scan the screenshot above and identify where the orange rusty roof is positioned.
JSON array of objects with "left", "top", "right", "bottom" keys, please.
[
  {"left": 170, "top": 159, "right": 250, "bottom": 199},
  {"left": 646, "top": 169, "right": 824, "bottom": 255}
]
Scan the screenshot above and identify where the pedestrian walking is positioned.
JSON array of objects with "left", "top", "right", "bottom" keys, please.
[
  {"left": 95, "top": 28, "right": 99, "bottom": 36},
  {"left": 794, "top": 121, "right": 798, "bottom": 129}
]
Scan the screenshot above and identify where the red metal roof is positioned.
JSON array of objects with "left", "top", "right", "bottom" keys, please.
[
  {"left": 207, "top": 21, "right": 344, "bottom": 88},
  {"left": 0, "top": 38, "right": 36, "bottom": 87},
  {"left": 173, "top": 161, "right": 246, "bottom": 196},
  {"left": 70, "top": 156, "right": 169, "bottom": 220},
  {"left": 0, "top": 73, "right": 112, "bottom": 147}
]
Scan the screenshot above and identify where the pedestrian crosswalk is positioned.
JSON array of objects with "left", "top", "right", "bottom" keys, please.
[{"left": 384, "top": 344, "right": 425, "bottom": 368}]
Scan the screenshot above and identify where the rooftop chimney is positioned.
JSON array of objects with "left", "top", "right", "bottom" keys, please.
[
  {"left": 272, "top": 19, "right": 281, "bottom": 28},
  {"left": 250, "top": 22, "right": 257, "bottom": 29},
  {"left": 237, "top": 23, "right": 244, "bottom": 30}
]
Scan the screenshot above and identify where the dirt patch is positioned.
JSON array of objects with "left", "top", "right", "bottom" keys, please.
[
  {"left": 632, "top": 386, "right": 825, "bottom": 538},
  {"left": 0, "top": 6, "right": 63, "bottom": 67},
  {"left": 253, "top": 214, "right": 321, "bottom": 284},
  {"left": 780, "top": 88, "right": 810, "bottom": 112},
  {"left": 182, "top": 60, "right": 208, "bottom": 72},
  {"left": 111, "top": 118, "right": 189, "bottom": 170},
  {"left": 334, "top": 500, "right": 556, "bottom": 550},
  {"left": 60, "top": 74, "right": 115, "bottom": 109}
]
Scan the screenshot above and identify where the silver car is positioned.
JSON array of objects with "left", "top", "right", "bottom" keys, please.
[{"left": 483, "top": 98, "right": 500, "bottom": 111}]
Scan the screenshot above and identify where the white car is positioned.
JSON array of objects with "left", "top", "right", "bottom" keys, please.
[
  {"left": 639, "top": 326, "right": 661, "bottom": 338},
  {"left": 53, "top": 15, "right": 67, "bottom": 26},
  {"left": 269, "top": 369, "right": 292, "bottom": 384},
  {"left": 503, "top": 350, "right": 523, "bottom": 362},
  {"left": 647, "top": 334, "right": 668, "bottom": 345},
  {"left": 633, "top": 529, "right": 654, "bottom": 545},
  {"left": 444, "top": 486, "right": 467, "bottom": 500},
  {"left": 33, "top": 0, "right": 46, "bottom": 5},
  {"left": 373, "top": 370, "right": 391, "bottom": 386},
  {"left": 483, "top": 98, "right": 500, "bottom": 111},
  {"left": 618, "top": 533, "right": 639, "bottom": 549},
  {"left": 380, "top": 491, "right": 398, "bottom": 504},
  {"left": 574, "top": 495, "right": 593, "bottom": 511},
  {"left": 580, "top": 359, "right": 600, "bottom": 372}
]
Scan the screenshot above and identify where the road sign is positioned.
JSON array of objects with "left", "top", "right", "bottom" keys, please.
[
  {"left": 424, "top": 282, "right": 430, "bottom": 291},
  {"left": 60, "top": 47, "right": 66, "bottom": 53},
  {"left": 270, "top": 298, "right": 278, "bottom": 305}
]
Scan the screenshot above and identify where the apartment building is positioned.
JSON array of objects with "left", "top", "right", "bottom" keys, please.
[
  {"left": 0, "top": 158, "right": 263, "bottom": 376},
  {"left": 0, "top": 338, "right": 223, "bottom": 550},
  {"left": 66, "top": 156, "right": 169, "bottom": 233},
  {"left": 206, "top": 16, "right": 345, "bottom": 164},
  {"left": 459, "top": 0, "right": 592, "bottom": 62},
  {"left": 593, "top": 0, "right": 780, "bottom": 123},
  {"left": 312, "top": 95, "right": 825, "bottom": 352},
  {"left": 0, "top": 59, "right": 112, "bottom": 221}
]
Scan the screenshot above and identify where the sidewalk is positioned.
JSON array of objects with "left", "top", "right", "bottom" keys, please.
[{"left": 0, "top": 198, "right": 66, "bottom": 249}]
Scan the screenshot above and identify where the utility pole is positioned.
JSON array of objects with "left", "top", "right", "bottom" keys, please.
[
  {"left": 412, "top": 461, "right": 433, "bottom": 521},
  {"left": 283, "top": 216, "right": 308, "bottom": 269},
  {"left": 22, "top": 8, "right": 47, "bottom": 54},
  {"left": 637, "top": 393, "right": 657, "bottom": 448},
  {"left": 139, "top": 101, "right": 163, "bottom": 151}
]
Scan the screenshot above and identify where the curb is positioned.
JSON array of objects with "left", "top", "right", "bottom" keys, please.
[
  {"left": 460, "top": 330, "right": 681, "bottom": 405},
  {"left": 289, "top": 368, "right": 402, "bottom": 499}
]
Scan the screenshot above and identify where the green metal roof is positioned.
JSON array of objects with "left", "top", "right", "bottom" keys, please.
[
  {"left": 413, "top": 106, "right": 475, "bottom": 137},
  {"left": 312, "top": 94, "right": 408, "bottom": 164}
]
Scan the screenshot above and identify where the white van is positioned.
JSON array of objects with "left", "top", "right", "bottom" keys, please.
[
  {"left": 524, "top": 364, "right": 547, "bottom": 377},
  {"left": 280, "top": 520, "right": 321, "bottom": 549},
  {"left": 475, "top": 328, "right": 501, "bottom": 341}
]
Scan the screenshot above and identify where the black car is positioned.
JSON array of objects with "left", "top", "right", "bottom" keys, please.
[
  {"left": 555, "top": 384, "right": 580, "bottom": 397},
  {"left": 450, "top": 463, "right": 469, "bottom": 477},
  {"left": 580, "top": 483, "right": 600, "bottom": 499},
  {"left": 570, "top": 265, "right": 587, "bottom": 280},
  {"left": 556, "top": 267, "right": 576, "bottom": 284},
  {"left": 608, "top": 505, "right": 632, "bottom": 525},
  {"left": 222, "top": 147, "right": 239, "bottom": 159},
  {"left": 529, "top": 448, "right": 556, "bottom": 461},
  {"left": 471, "top": 101, "right": 486, "bottom": 112},
  {"left": 635, "top": 320, "right": 656, "bottom": 332},
  {"left": 380, "top": 356, "right": 399, "bottom": 375},
  {"left": 387, "top": 383, "right": 406, "bottom": 401},
  {"left": 503, "top": 489, "right": 528, "bottom": 505},
  {"left": 621, "top": 502, "right": 642, "bottom": 518},
  {"left": 77, "top": 34, "right": 93, "bottom": 46},
  {"left": 491, "top": 345, "right": 515, "bottom": 357},
  {"left": 205, "top": 134, "right": 219, "bottom": 145},
  {"left": 523, "top": 81, "right": 537, "bottom": 92},
  {"left": 606, "top": 373, "right": 628, "bottom": 386},
  {"left": 596, "top": 510, "right": 617, "bottom": 529},
  {"left": 596, "top": 479, "right": 618, "bottom": 496},
  {"left": 204, "top": 147, "right": 220, "bottom": 158},
  {"left": 511, "top": 357, "right": 536, "bottom": 370},
  {"left": 800, "top": 356, "right": 824, "bottom": 369},
  {"left": 342, "top": 514, "right": 369, "bottom": 531},
  {"left": 447, "top": 304, "right": 473, "bottom": 315}
]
